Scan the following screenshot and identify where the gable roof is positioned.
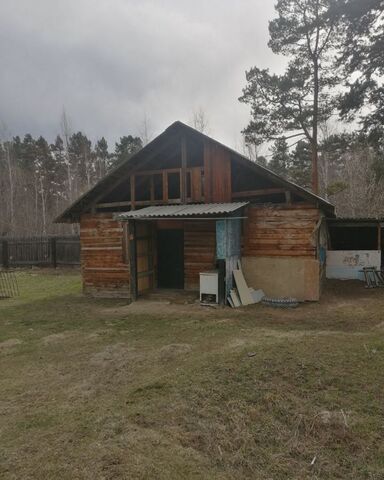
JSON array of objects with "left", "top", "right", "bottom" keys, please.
[{"left": 56, "top": 121, "right": 335, "bottom": 222}]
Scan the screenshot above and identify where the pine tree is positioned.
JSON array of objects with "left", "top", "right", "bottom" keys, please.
[
  {"left": 95, "top": 137, "right": 109, "bottom": 178},
  {"left": 333, "top": 0, "right": 384, "bottom": 135},
  {"left": 112, "top": 135, "right": 142, "bottom": 168},
  {"left": 35, "top": 136, "right": 55, "bottom": 234},
  {"left": 268, "top": 138, "right": 290, "bottom": 178},
  {"left": 69, "top": 132, "right": 93, "bottom": 193},
  {"left": 289, "top": 140, "right": 312, "bottom": 188},
  {"left": 240, "top": 0, "right": 340, "bottom": 193}
]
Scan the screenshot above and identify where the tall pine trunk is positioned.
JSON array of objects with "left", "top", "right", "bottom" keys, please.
[{"left": 311, "top": 59, "right": 319, "bottom": 194}]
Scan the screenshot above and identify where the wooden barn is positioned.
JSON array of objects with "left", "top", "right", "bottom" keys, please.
[{"left": 57, "top": 121, "right": 335, "bottom": 302}]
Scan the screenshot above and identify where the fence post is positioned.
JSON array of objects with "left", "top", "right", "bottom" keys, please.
[
  {"left": 50, "top": 237, "right": 57, "bottom": 268},
  {"left": 2, "top": 240, "right": 9, "bottom": 269}
]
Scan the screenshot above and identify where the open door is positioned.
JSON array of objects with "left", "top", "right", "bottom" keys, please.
[{"left": 157, "top": 229, "right": 184, "bottom": 289}]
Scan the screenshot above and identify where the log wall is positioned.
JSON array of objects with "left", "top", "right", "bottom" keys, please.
[
  {"left": 80, "top": 213, "right": 129, "bottom": 297},
  {"left": 184, "top": 221, "right": 216, "bottom": 290},
  {"left": 243, "top": 204, "right": 320, "bottom": 257},
  {"left": 79, "top": 205, "right": 320, "bottom": 298}
]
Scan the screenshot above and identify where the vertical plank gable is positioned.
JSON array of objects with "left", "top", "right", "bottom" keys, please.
[{"left": 203, "top": 141, "right": 232, "bottom": 203}]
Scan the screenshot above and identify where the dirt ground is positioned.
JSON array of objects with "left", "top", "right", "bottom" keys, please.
[{"left": 0, "top": 271, "right": 384, "bottom": 479}]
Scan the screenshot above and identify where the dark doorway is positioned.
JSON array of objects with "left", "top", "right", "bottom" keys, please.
[{"left": 157, "top": 229, "right": 184, "bottom": 289}]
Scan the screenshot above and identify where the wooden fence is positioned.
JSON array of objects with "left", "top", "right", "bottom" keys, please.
[{"left": 0, "top": 236, "right": 80, "bottom": 268}]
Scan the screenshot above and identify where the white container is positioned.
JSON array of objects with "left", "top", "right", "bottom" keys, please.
[{"left": 200, "top": 270, "right": 219, "bottom": 304}]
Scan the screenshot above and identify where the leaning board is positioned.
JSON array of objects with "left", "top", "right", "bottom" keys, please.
[
  {"left": 233, "top": 269, "right": 254, "bottom": 305},
  {"left": 230, "top": 289, "right": 241, "bottom": 307}
]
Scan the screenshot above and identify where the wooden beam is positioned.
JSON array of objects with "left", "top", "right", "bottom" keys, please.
[
  {"left": 234, "top": 155, "right": 334, "bottom": 212},
  {"left": 137, "top": 269, "right": 155, "bottom": 279},
  {"left": 95, "top": 166, "right": 204, "bottom": 210},
  {"left": 130, "top": 174, "right": 135, "bottom": 210},
  {"left": 97, "top": 200, "right": 131, "bottom": 208},
  {"left": 203, "top": 140, "right": 212, "bottom": 203},
  {"left": 150, "top": 175, "right": 155, "bottom": 202},
  {"left": 126, "top": 166, "right": 202, "bottom": 178},
  {"left": 191, "top": 166, "right": 202, "bottom": 202},
  {"left": 232, "top": 188, "right": 285, "bottom": 198},
  {"left": 89, "top": 135, "right": 179, "bottom": 210},
  {"left": 163, "top": 171, "right": 168, "bottom": 203},
  {"left": 285, "top": 190, "right": 292, "bottom": 204},
  {"left": 181, "top": 135, "right": 187, "bottom": 203},
  {"left": 96, "top": 198, "right": 185, "bottom": 210},
  {"left": 128, "top": 221, "right": 138, "bottom": 301},
  {"left": 134, "top": 167, "right": 181, "bottom": 177}
]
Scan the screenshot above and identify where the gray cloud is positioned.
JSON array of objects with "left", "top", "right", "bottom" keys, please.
[{"left": 0, "top": 0, "right": 281, "bottom": 150}]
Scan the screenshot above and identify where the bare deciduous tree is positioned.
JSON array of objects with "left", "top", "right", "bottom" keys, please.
[
  {"left": 323, "top": 140, "right": 384, "bottom": 218},
  {"left": 191, "top": 107, "right": 210, "bottom": 134},
  {"left": 60, "top": 109, "right": 73, "bottom": 203},
  {"left": 139, "top": 114, "right": 153, "bottom": 146}
]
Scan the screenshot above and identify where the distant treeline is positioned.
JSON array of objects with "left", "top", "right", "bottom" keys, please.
[
  {"left": 0, "top": 123, "right": 142, "bottom": 236},
  {"left": 1, "top": 122, "right": 384, "bottom": 237}
]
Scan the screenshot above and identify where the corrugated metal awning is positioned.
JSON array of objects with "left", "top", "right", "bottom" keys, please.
[{"left": 116, "top": 202, "right": 248, "bottom": 220}]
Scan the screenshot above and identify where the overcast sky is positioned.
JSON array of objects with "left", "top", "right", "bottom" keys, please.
[{"left": 0, "top": 0, "right": 283, "bottom": 151}]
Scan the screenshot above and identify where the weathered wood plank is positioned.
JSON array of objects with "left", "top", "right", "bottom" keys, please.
[
  {"left": 211, "top": 145, "right": 231, "bottom": 203},
  {"left": 181, "top": 136, "right": 187, "bottom": 204},
  {"left": 163, "top": 171, "right": 168, "bottom": 203},
  {"left": 191, "top": 167, "right": 203, "bottom": 202},
  {"left": 130, "top": 175, "right": 135, "bottom": 210},
  {"left": 184, "top": 221, "right": 216, "bottom": 289},
  {"left": 232, "top": 188, "right": 285, "bottom": 198},
  {"left": 80, "top": 213, "right": 129, "bottom": 297},
  {"left": 243, "top": 205, "right": 319, "bottom": 258}
]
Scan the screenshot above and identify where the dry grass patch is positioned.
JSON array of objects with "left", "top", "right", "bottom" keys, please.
[{"left": 0, "top": 272, "right": 384, "bottom": 479}]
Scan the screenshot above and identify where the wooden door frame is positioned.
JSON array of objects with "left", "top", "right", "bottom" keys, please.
[{"left": 127, "top": 220, "right": 158, "bottom": 301}]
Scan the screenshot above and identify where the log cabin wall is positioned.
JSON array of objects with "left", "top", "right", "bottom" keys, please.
[
  {"left": 243, "top": 205, "right": 320, "bottom": 257},
  {"left": 80, "top": 213, "right": 129, "bottom": 298},
  {"left": 241, "top": 204, "right": 321, "bottom": 301},
  {"left": 184, "top": 221, "right": 216, "bottom": 290}
]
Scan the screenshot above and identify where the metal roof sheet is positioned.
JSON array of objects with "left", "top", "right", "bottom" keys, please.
[{"left": 116, "top": 202, "right": 248, "bottom": 220}]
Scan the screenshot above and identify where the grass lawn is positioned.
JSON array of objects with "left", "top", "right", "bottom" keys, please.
[{"left": 1, "top": 271, "right": 384, "bottom": 479}]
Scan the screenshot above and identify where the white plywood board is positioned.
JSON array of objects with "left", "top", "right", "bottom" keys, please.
[
  {"left": 233, "top": 269, "right": 253, "bottom": 305},
  {"left": 230, "top": 289, "right": 241, "bottom": 307},
  {"left": 326, "top": 250, "right": 381, "bottom": 280},
  {"left": 249, "top": 288, "right": 265, "bottom": 303}
]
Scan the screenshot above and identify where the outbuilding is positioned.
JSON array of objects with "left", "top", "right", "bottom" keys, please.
[
  {"left": 326, "top": 218, "right": 383, "bottom": 280},
  {"left": 57, "top": 121, "right": 335, "bottom": 302}
]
